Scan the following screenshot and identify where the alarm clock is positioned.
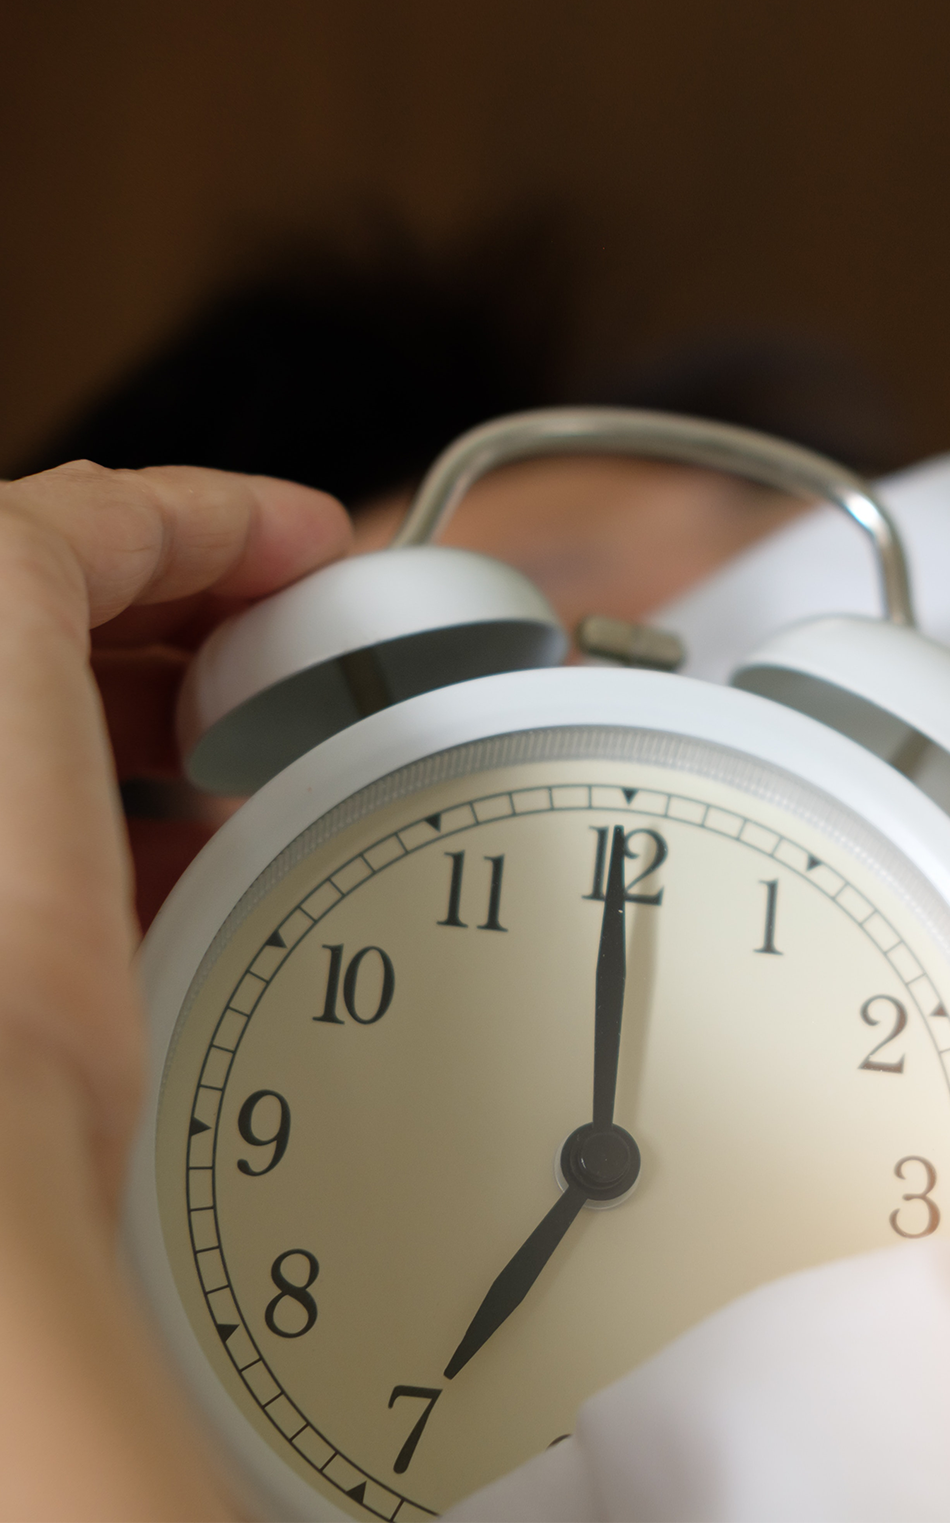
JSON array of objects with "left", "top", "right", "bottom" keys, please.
[{"left": 126, "top": 409, "right": 950, "bottom": 1522}]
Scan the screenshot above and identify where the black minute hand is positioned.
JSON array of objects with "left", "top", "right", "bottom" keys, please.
[
  {"left": 443, "top": 1182, "right": 587, "bottom": 1380},
  {"left": 592, "top": 825, "right": 628, "bottom": 1130}
]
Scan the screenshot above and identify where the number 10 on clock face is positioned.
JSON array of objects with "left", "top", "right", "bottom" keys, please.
[{"left": 155, "top": 748, "right": 950, "bottom": 1517}]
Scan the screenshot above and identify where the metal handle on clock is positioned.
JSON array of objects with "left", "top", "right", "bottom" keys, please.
[{"left": 391, "top": 407, "right": 914, "bottom": 628}]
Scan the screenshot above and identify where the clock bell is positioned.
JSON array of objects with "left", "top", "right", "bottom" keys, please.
[{"left": 177, "top": 407, "right": 950, "bottom": 822}]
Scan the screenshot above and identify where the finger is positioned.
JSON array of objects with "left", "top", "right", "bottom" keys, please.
[
  {"left": 0, "top": 508, "right": 142, "bottom": 1208},
  {"left": 1, "top": 461, "right": 352, "bottom": 628},
  {"left": 0, "top": 464, "right": 350, "bottom": 1211},
  {"left": 91, "top": 592, "right": 249, "bottom": 651}
]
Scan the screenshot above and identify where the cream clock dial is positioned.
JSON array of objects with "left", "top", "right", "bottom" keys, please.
[{"left": 151, "top": 726, "right": 950, "bottom": 1521}]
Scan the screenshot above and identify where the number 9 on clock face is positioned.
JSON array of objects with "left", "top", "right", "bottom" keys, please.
[{"left": 149, "top": 728, "right": 950, "bottom": 1519}]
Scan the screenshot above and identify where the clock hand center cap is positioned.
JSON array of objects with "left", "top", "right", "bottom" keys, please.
[{"left": 560, "top": 1123, "right": 641, "bottom": 1201}]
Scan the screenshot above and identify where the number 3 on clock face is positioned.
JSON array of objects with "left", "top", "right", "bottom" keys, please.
[{"left": 150, "top": 734, "right": 950, "bottom": 1519}]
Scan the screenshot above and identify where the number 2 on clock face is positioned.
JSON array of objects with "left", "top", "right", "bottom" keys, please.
[{"left": 159, "top": 755, "right": 950, "bottom": 1519}]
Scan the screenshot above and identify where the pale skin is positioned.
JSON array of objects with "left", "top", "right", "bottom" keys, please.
[
  {"left": 0, "top": 453, "right": 803, "bottom": 1520},
  {"left": 0, "top": 460, "right": 351, "bottom": 1521}
]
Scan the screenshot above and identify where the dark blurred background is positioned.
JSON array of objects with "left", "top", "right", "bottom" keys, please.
[{"left": 2, "top": 0, "right": 949, "bottom": 495}]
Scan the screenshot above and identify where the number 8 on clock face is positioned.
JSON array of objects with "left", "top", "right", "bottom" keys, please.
[{"left": 136, "top": 702, "right": 950, "bottom": 1521}]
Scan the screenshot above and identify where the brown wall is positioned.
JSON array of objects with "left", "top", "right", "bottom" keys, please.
[{"left": 2, "top": 0, "right": 949, "bottom": 471}]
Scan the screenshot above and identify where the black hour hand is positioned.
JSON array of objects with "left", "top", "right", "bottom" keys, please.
[{"left": 443, "top": 1183, "right": 587, "bottom": 1380}]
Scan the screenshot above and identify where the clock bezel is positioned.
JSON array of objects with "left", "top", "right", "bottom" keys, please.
[{"left": 125, "top": 665, "right": 950, "bottom": 1521}]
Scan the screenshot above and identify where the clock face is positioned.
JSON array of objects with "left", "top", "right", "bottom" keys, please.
[{"left": 154, "top": 728, "right": 950, "bottom": 1520}]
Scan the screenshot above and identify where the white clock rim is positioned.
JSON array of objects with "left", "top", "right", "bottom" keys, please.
[{"left": 125, "top": 665, "right": 950, "bottom": 1522}]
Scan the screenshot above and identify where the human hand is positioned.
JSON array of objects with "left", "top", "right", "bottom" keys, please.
[{"left": 0, "top": 460, "right": 350, "bottom": 1519}]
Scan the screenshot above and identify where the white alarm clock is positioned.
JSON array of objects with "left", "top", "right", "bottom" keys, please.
[{"left": 126, "top": 409, "right": 950, "bottom": 1521}]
